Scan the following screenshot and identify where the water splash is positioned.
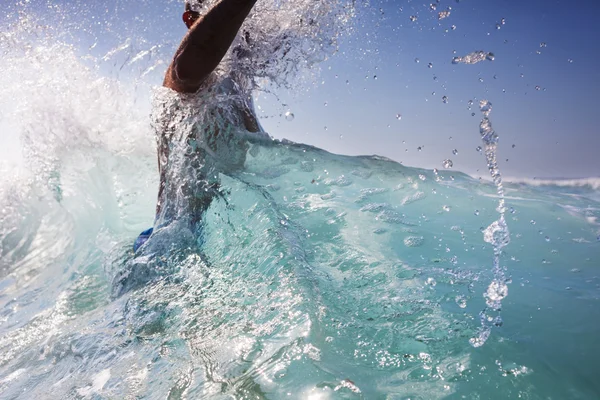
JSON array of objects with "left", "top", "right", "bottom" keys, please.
[
  {"left": 452, "top": 51, "right": 495, "bottom": 65},
  {"left": 470, "top": 100, "right": 510, "bottom": 348}
]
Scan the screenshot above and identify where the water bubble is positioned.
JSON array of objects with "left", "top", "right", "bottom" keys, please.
[
  {"left": 568, "top": 58, "right": 574, "bottom": 63},
  {"left": 495, "top": 23, "right": 501, "bottom": 30},
  {"left": 324, "top": 126, "right": 328, "bottom": 131},
  {"left": 468, "top": 99, "right": 474, "bottom": 107},
  {"left": 415, "top": 58, "right": 420, "bottom": 63},
  {"left": 451, "top": 24, "right": 456, "bottom": 30},
  {"left": 396, "top": 113, "right": 402, "bottom": 120},
  {"left": 476, "top": 146, "right": 482, "bottom": 152},
  {"left": 339, "top": 134, "right": 343, "bottom": 139},
  {"left": 419, "top": 174, "right": 426, "bottom": 181},
  {"left": 530, "top": 219, "right": 536, "bottom": 225},
  {"left": 474, "top": 210, "right": 480, "bottom": 216},
  {"left": 442, "top": 159, "right": 453, "bottom": 169},
  {"left": 410, "top": 15, "right": 418, "bottom": 22},
  {"left": 430, "top": 4, "right": 437, "bottom": 11},
  {"left": 324, "top": 101, "right": 328, "bottom": 106},
  {"left": 501, "top": 18, "right": 506, "bottom": 24},
  {"left": 540, "top": 42, "right": 547, "bottom": 48},
  {"left": 535, "top": 85, "right": 541, "bottom": 91},
  {"left": 471, "top": 112, "right": 476, "bottom": 116},
  {"left": 545, "top": 236, "right": 550, "bottom": 242},
  {"left": 512, "top": 144, "right": 516, "bottom": 148},
  {"left": 455, "top": 295, "right": 467, "bottom": 308},
  {"left": 479, "top": 77, "right": 484, "bottom": 83},
  {"left": 404, "top": 236, "right": 424, "bottom": 247},
  {"left": 426, "top": 277, "right": 437, "bottom": 286},
  {"left": 417, "top": 146, "right": 423, "bottom": 151},
  {"left": 452, "top": 149, "right": 458, "bottom": 155},
  {"left": 285, "top": 111, "right": 295, "bottom": 121},
  {"left": 443, "top": 205, "right": 451, "bottom": 212},
  {"left": 442, "top": 95, "right": 448, "bottom": 103},
  {"left": 428, "top": 62, "right": 433, "bottom": 69}
]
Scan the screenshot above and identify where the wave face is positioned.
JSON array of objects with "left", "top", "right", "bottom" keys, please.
[{"left": 2, "top": 4, "right": 600, "bottom": 400}]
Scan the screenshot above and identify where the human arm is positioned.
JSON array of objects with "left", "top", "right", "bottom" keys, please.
[{"left": 164, "top": 0, "right": 258, "bottom": 93}]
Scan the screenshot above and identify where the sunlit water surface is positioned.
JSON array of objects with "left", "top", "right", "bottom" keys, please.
[{"left": 1, "top": 2, "right": 600, "bottom": 399}]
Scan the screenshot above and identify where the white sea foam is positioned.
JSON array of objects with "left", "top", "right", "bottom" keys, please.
[{"left": 504, "top": 177, "right": 600, "bottom": 191}]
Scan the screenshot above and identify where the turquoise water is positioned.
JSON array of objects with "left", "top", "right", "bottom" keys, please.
[
  {"left": 1, "top": 3, "right": 600, "bottom": 400},
  {"left": 1, "top": 135, "right": 599, "bottom": 398}
]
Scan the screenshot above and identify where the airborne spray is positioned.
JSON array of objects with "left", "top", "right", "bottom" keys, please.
[{"left": 470, "top": 100, "right": 511, "bottom": 347}]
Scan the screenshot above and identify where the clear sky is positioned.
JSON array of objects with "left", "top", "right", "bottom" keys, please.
[{"left": 3, "top": 0, "right": 600, "bottom": 179}]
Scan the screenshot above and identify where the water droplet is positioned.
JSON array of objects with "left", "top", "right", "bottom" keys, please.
[
  {"left": 451, "top": 25, "right": 456, "bottom": 30},
  {"left": 495, "top": 23, "right": 501, "bottom": 30},
  {"left": 540, "top": 42, "right": 547, "bottom": 48},
  {"left": 426, "top": 277, "right": 437, "bottom": 286},
  {"left": 535, "top": 85, "right": 541, "bottom": 91},
  {"left": 324, "top": 101, "right": 328, "bottom": 106},
  {"left": 476, "top": 146, "right": 482, "bottom": 152},
  {"left": 430, "top": 4, "right": 437, "bottom": 11},
  {"left": 417, "top": 146, "right": 422, "bottom": 151},
  {"left": 442, "top": 159, "right": 453, "bottom": 169},
  {"left": 442, "top": 95, "right": 448, "bottom": 103},
  {"left": 410, "top": 15, "right": 417, "bottom": 22},
  {"left": 479, "top": 77, "right": 484, "bottom": 83},
  {"left": 415, "top": 58, "right": 420, "bottom": 63},
  {"left": 530, "top": 219, "right": 536, "bottom": 225},
  {"left": 468, "top": 100, "right": 473, "bottom": 107},
  {"left": 339, "top": 134, "right": 343, "bottom": 139},
  {"left": 396, "top": 113, "right": 402, "bottom": 120},
  {"left": 512, "top": 144, "right": 516, "bottom": 148},
  {"left": 443, "top": 205, "right": 451, "bottom": 212},
  {"left": 545, "top": 236, "right": 550, "bottom": 242},
  {"left": 471, "top": 112, "right": 476, "bottom": 116},
  {"left": 501, "top": 18, "right": 506, "bottom": 25},
  {"left": 433, "top": 76, "right": 438, "bottom": 81},
  {"left": 452, "top": 149, "right": 458, "bottom": 155},
  {"left": 419, "top": 174, "right": 426, "bottom": 181},
  {"left": 285, "top": 111, "right": 295, "bottom": 121},
  {"left": 324, "top": 126, "right": 328, "bottom": 131},
  {"left": 428, "top": 62, "right": 433, "bottom": 68},
  {"left": 474, "top": 210, "right": 480, "bottom": 216},
  {"left": 373, "top": 75, "right": 378, "bottom": 80},
  {"left": 568, "top": 58, "right": 574, "bottom": 63}
]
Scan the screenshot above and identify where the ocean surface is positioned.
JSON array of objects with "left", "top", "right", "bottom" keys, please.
[{"left": 1, "top": 2, "right": 600, "bottom": 400}]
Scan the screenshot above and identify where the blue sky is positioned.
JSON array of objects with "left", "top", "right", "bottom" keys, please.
[
  {"left": 258, "top": 0, "right": 600, "bottom": 178},
  {"left": 3, "top": 0, "right": 600, "bottom": 178}
]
